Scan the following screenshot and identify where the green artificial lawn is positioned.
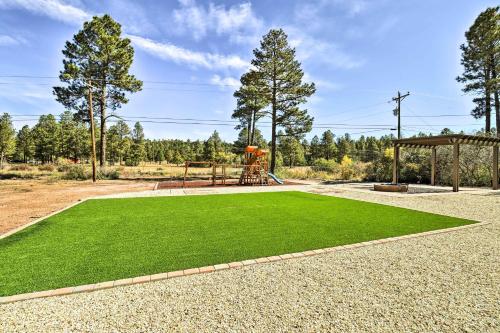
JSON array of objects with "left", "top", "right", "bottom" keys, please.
[{"left": 0, "top": 191, "right": 475, "bottom": 296}]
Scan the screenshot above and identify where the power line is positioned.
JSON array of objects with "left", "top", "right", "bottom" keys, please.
[
  {"left": 8, "top": 113, "right": 397, "bottom": 127},
  {"left": 9, "top": 113, "right": 481, "bottom": 128},
  {"left": 401, "top": 114, "right": 470, "bottom": 118}
]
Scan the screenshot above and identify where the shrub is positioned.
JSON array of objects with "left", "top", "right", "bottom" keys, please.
[
  {"left": 57, "top": 164, "right": 73, "bottom": 172},
  {"left": 62, "top": 165, "right": 89, "bottom": 180},
  {"left": 9, "top": 164, "right": 33, "bottom": 171},
  {"left": 340, "top": 156, "right": 354, "bottom": 180},
  {"left": 0, "top": 172, "right": 35, "bottom": 179},
  {"left": 97, "top": 168, "right": 120, "bottom": 180},
  {"left": 38, "top": 164, "right": 55, "bottom": 172},
  {"left": 312, "top": 158, "right": 339, "bottom": 173}
]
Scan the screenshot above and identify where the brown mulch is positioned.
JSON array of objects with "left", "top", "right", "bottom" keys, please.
[{"left": 0, "top": 179, "right": 154, "bottom": 235}]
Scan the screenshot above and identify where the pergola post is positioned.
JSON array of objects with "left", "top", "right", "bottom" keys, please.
[
  {"left": 392, "top": 145, "right": 399, "bottom": 184},
  {"left": 493, "top": 145, "right": 498, "bottom": 190},
  {"left": 452, "top": 142, "right": 460, "bottom": 192},
  {"left": 431, "top": 147, "right": 437, "bottom": 186}
]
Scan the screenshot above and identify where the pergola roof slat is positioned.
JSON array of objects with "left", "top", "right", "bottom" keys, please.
[{"left": 393, "top": 134, "right": 500, "bottom": 147}]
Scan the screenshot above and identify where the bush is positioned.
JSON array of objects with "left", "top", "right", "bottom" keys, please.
[
  {"left": 9, "top": 164, "right": 33, "bottom": 171},
  {"left": 97, "top": 168, "right": 120, "bottom": 180},
  {"left": 0, "top": 173, "right": 36, "bottom": 179},
  {"left": 312, "top": 158, "right": 339, "bottom": 173},
  {"left": 38, "top": 164, "right": 55, "bottom": 172},
  {"left": 62, "top": 166, "right": 121, "bottom": 180},
  {"left": 56, "top": 158, "right": 75, "bottom": 172},
  {"left": 62, "top": 165, "right": 89, "bottom": 180},
  {"left": 57, "top": 164, "right": 73, "bottom": 172},
  {"left": 340, "top": 156, "right": 354, "bottom": 180}
]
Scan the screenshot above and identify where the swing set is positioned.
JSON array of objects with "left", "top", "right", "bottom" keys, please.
[{"left": 182, "top": 146, "right": 272, "bottom": 187}]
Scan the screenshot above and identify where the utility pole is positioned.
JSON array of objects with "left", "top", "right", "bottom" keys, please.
[
  {"left": 392, "top": 91, "right": 410, "bottom": 139},
  {"left": 86, "top": 79, "right": 97, "bottom": 183}
]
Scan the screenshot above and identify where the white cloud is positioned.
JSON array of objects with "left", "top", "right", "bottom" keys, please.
[
  {"left": 287, "top": 28, "right": 365, "bottom": 70},
  {"left": 295, "top": 0, "right": 367, "bottom": 22},
  {"left": 128, "top": 35, "right": 249, "bottom": 70},
  {"left": 373, "top": 16, "right": 399, "bottom": 39},
  {"left": 210, "top": 75, "right": 240, "bottom": 89},
  {"left": 0, "top": 34, "right": 27, "bottom": 46},
  {"left": 0, "top": 0, "right": 91, "bottom": 25},
  {"left": 173, "top": 0, "right": 263, "bottom": 42},
  {"left": 1, "top": 0, "right": 250, "bottom": 72},
  {"left": 303, "top": 72, "right": 341, "bottom": 92},
  {"left": 343, "top": 0, "right": 367, "bottom": 16}
]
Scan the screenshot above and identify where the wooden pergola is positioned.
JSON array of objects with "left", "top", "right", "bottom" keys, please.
[{"left": 392, "top": 134, "right": 500, "bottom": 192}]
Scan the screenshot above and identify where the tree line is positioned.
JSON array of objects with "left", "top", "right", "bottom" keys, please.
[{"left": 0, "top": 111, "right": 394, "bottom": 168}]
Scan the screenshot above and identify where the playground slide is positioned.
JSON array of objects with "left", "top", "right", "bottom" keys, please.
[{"left": 268, "top": 172, "right": 284, "bottom": 185}]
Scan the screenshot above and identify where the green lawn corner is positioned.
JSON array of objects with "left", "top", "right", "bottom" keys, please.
[{"left": 0, "top": 191, "right": 476, "bottom": 296}]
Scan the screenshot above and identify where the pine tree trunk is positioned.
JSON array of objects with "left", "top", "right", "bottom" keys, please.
[
  {"left": 270, "top": 88, "right": 277, "bottom": 174},
  {"left": 250, "top": 111, "right": 256, "bottom": 146},
  {"left": 246, "top": 120, "right": 251, "bottom": 146},
  {"left": 100, "top": 84, "right": 106, "bottom": 167},
  {"left": 485, "top": 67, "right": 491, "bottom": 133},
  {"left": 486, "top": 93, "right": 492, "bottom": 133},
  {"left": 495, "top": 90, "right": 500, "bottom": 138}
]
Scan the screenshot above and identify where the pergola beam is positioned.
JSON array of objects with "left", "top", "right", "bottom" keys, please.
[
  {"left": 493, "top": 145, "right": 499, "bottom": 190},
  {"left": 392, "top": 145, "right": 399, "bottom": 184},
  {"left": 431, "top": 147, "right": 437, "bottom": 186},
  {"left": 452, "top": 142, "right": 460, "bottom": 192}
]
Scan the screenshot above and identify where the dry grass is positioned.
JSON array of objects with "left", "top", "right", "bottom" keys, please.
[
  {"left": 276, "top": 165, "right": 367, "bottom": 182},
  {"left": 0, "top": 163, "right": 246, "bottom": 180}
]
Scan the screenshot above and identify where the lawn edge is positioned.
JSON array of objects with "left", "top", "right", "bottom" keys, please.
[
  {"left": 0, "top": 220, "right": 490, "bottom": 305},
  {"left": 0, "top": 199, "right": 89, "bottom": 240}
]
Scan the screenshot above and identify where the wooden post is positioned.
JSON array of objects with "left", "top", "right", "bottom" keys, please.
[
  {"left": 212, "top": 163, "right": 216, "bottom": 186},
  {"left": 86, "top": 79, "right": 97, "bottom": 183},
  {"left": 431, "top": 147, "right": 437, "bottom": 186},
  {"left": 392, "top": 145, "right": 399, "bottom": 184},
  {"left": 452, "top": 142, "right": 460, "bottom": 192},
  {"left": 493, "top": 145, "right": 498, "bottom": 190},
  {"left": 183, "top": 161, "right": 188, "bottom": 187}
]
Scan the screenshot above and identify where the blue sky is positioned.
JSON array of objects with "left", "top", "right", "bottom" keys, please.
[{"left": 0, "top": 0, "right": 497, "bottom": 142}]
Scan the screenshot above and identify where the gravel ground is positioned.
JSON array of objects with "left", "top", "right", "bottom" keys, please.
[{"left": 1, "top": 184, "right": 499, "bottom": 332}]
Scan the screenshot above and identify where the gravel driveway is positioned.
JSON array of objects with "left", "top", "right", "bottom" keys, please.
[{"left": 1, "top": 185, "right": 499, "bottom": 332}]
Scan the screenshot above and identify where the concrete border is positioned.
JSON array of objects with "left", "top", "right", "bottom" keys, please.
[{"left": 0, "top": 221, "right": 490, "bottom": 304}]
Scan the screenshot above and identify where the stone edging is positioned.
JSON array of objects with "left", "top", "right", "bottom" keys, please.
[{"left": 0, "top": 221, "right": 490, "bottom": 305}]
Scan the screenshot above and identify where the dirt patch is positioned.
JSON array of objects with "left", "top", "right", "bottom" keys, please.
[{"left": 0, "top": 179, "right": 154, "bottom": 235}]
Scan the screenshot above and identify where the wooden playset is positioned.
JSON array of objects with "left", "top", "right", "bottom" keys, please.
[
  {"left": 238, "top": 146, "right": 269, "bottom": 185},
  {"left": 182, "top": 146, "right": 281, "bottom": 187}
]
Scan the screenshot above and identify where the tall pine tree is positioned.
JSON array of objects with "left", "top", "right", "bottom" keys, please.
[
  {"left": 457, "top": 7, "right": 499, "bottom": 135},
  {"left": 251, "top": 29, "right": 316, "bottom": 172},
  {"left": 232, "top": 70, "right": 268, "bottom": 146},
  {"left": 54, "top": 15, "right": 143, "bottom": 166}
]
